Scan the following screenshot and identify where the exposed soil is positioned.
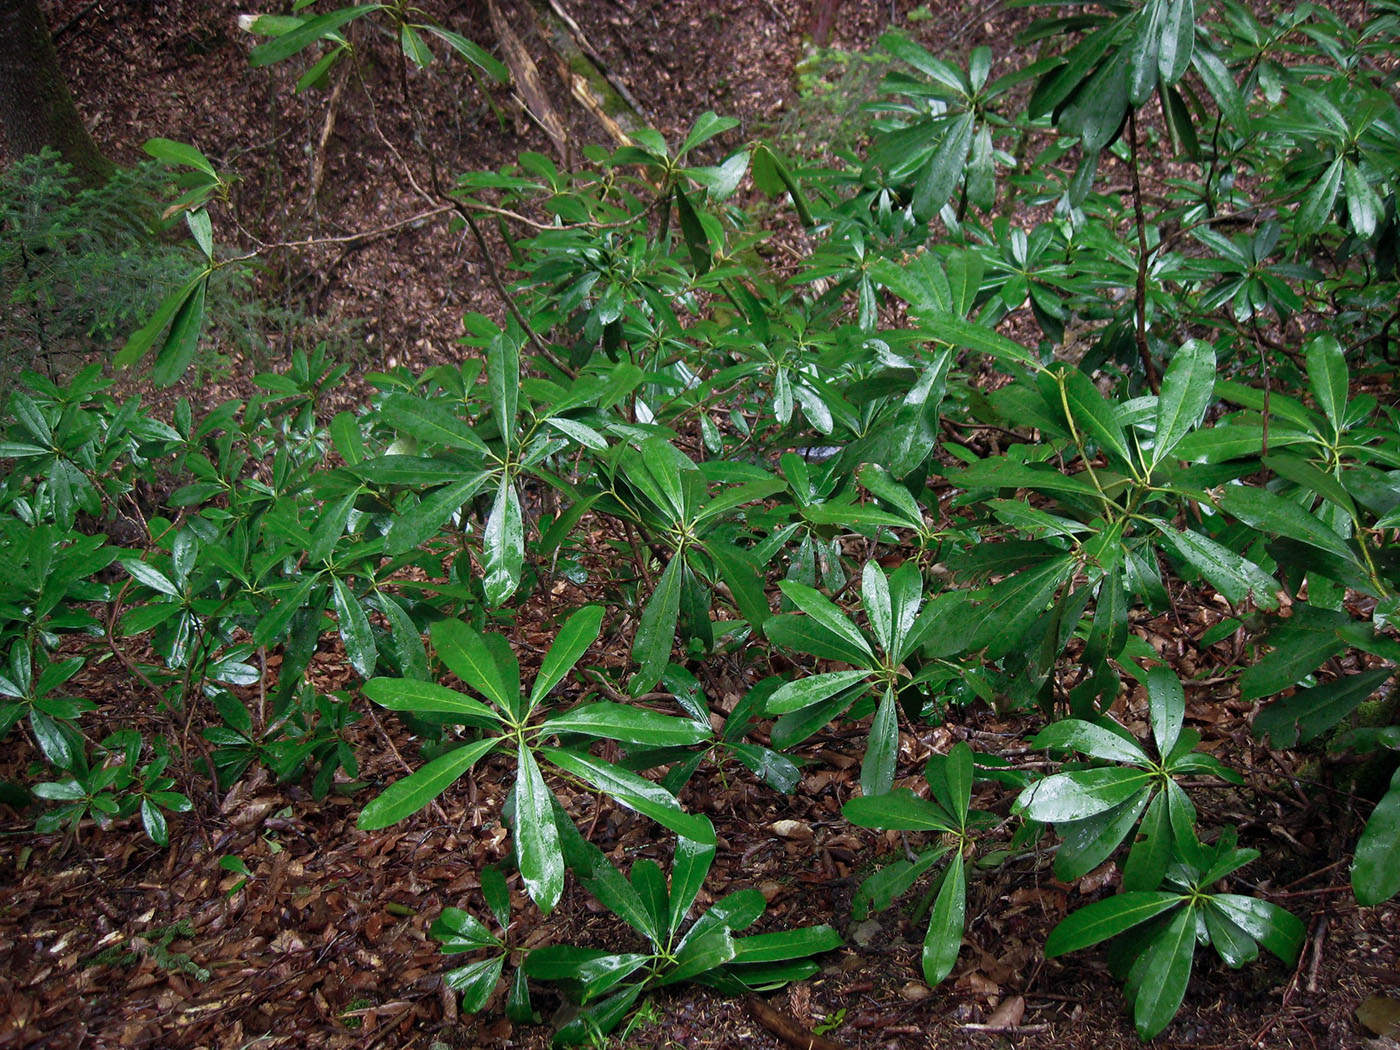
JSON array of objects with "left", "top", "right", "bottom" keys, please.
[{"left": 2, "top": 2, "right": 1398, "bottom": 1049}]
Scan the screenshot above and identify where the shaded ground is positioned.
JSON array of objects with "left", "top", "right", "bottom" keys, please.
[{"left": 2, "top": 1, "right": 1398, "bottom": 1048}]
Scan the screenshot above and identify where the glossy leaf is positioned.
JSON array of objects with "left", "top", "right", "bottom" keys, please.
[
  {"left": 515, "top": 741, "right": 563, "bottom": 912},
  {"left": 922, "top": 857, "right": 966, "bottom": 986},
  {"left": 1353, "top": 770, "right": 1400, "bottom": 906},
  {"left": 357, "top": 737, "right": 496, "bottom": 830}
]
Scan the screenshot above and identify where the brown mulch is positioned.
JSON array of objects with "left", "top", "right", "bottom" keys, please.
[{"left": 2, "top": 1, "right": 1397, "bottom": 1048}]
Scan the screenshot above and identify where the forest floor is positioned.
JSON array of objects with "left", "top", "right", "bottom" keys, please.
[{"left": 2, "top": 1, "right": 1399, "bottom": 1048}]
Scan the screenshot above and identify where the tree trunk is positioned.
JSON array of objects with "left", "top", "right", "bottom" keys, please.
[{"left": 0, "top": 0, "right": 113, "bottom": 186}]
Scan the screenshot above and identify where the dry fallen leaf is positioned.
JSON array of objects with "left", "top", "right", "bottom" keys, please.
[
  {"left": 985, "top": 995, "right": 1026, "bottom": 1028},
  {"left": 1359, "top": 996, "right": 1400, "bottom": 1037}
]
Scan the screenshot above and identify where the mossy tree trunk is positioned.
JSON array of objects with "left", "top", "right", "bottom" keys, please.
[{"left": 0, "top": 0, "right": 114, "bottom": 187}]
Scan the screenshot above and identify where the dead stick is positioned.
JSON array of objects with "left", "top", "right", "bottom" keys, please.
[{"left": 746, "top": 996, "right": 848, "bottom": 1050}]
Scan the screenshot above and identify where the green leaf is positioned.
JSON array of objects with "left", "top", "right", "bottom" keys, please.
[
  {"left": 1015, "top": 767, "right": 1154, "bottom": 823},
  {"left": 1220, "top": 485, "right": 1356, "bottom": 563},
  {"left": 911, "top": 112, "right": 974, "bottom": 220},
  {"left": 1126, "top": 907, "right": 1196, "bottom": 1039},
  {"left": 776, "top": 580, "right": 874, "bottom": 661},
  {"left": 1122, "top": 789, "right": 1171, "bottom": 891},
  {"left": 1146, "top": 665, "right": 1185, "bottom": 759},
  {"left": 670, "top": 832, "right": 717, "bottom": 935},
  {"left": 1031, "top": 718, "right": 1150, "bottom": 766},
  {"left": 660, "top": 924, "right": 737, "bottom": 986},
  {"left": 922, "top": 858, "right": 966, "bottom": 987},
  {"left": 862, "top": 562, "right": 894, "bottom": 656},
  {"left": 679, "top": 111, "right": 740, "bottom": 157},
  {"left": 115, "top": 274, "right": 206, "bottom": 370},
  {"left": 417, "top": 24, "right": 509, "bottom": 82},
  {"left": 530, "top": 605, "right": 604, "bottom": 709},
  {"left": 1156, "top": 524, "right": 1279, "bottom": 610},
  {"left": 843, "top": 789, "right": 956, "bottom": 833},
  {"left": 540, "top": 702, "right": 711, "bottom": 746},
  {"left": 674, "top": 185, "right": 712, "bottom": 275},
  {"left": 731, "top": 925, "right": 843, "bottom": 964},
  {"left": 362, "top": 677, "right": 502, "bottom": 726},
  {"left": 444, "top": 956, "right": 504, "bottom": 1014},
  {"left": 1304, "top": 334, "right": 1348, "bottom": 437},
  {"left": 249, "top": 6, "right": 378, "bottom": 67},
  {"left": 332, "top": 574, "right": 376, "bottom": 679},
  {"left": 385, "top": 473, "right": 490, "bottom": 555},
  {"left": 482, "top": 476, "right": 523, "bottom": 607},
  {"left": 120, "top": 558, "right": 179, "bottom": 597},
  {"left": 631, "top": 554, "right": 684, "bottom": 697},
  {"left": 1044, "top": 891, "right": 1183, "bottom": 956},
  {"left": 1203, "top": 902, "right": 1260, "bottom": 968},
  {"left": 432, "top": 908, "right": 501, "bottom": 953},
  {"left": 1210, "top": 894, "right": 1304, "bottom": 962},
  {"left": 541, "top": 748, "right": 716, "bottom": 844},
  {"left": 1152, "top": 339, "right": 1215, "bottom": 466},
  {"left": 432, "top": 619, "right": 516, "bottom": 713},
  {"left": 701, "top": 540, "right": 771, "bottom": 634},
  {"left": 1253, "top": 668, "right": 1394, "bottom": 748},
  {"left": 1353, "top": 770, "right": 1400, "bottom": 906},
  {"left": 1062, "top": 368, "right": 1133, "bottom": 467},
  {"left": 1157, "top": 0, "right": 1194, "bottom": 83},
  {"left": 488, "top": 334, "right": 520, "bottom": 448},
  {"left": 357, "top": 737, "right": 496, "bottom": 830},
  {"left": 398, "top": 22, "right": 431, "bottom": 67},
  {"left": 379, "top": 392, "right": 486, "bottom": 453},
  {"left": 1297, "top": 155, "right": 1343, "bottom": 235},
  {"left": 515, "top": 741, "right": 563, "bottom": 913},
  {"left": 861, "top": 688, "right": 899, "bottom": 797},
  {"left": 765, "top": 670, "right": 871, "bottom": 715},
  {"left": 555, "top": 808, "right": 657, "bottom": 940},
  {"left": 143, "top": 138, "right": 219, "bottom": 180}
]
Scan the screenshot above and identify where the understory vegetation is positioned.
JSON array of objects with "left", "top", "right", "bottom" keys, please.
[{"left": 4, "top": 0, "right": 1400, "bottom": 1043}]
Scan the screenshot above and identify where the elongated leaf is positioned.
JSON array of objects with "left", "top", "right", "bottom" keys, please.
[
  {"left": 541, "top": 748, "right": 716, "bottom": 844},
  {"left": 379, "top": 392, "right": 486, "bottom": 453},
  {"left": 1031, "top": 718, "right": 1150, "bottom": 765},
  {"left": 861, "top": 688, "right": 899, "bottom": 797},
  {"left": 766, "top": 670, "right": 871, "bottom": 715},
  {"left": 1297, "top": 155, "right": 1343, "bottom": 235},
  {"left": 332, "top": 574, "right": 376, "bottom": 679},
  {"left": 385, "top": 473, "right": 490, "bottom": 555},
  {"left": 483, "top": 476, "right": 523, "bottom": 607},
  {"left": 1156, "top": 523, "right": 1279, "bottom": 610},
  {"left": 1045, "top": 891, "right": 1184, "bottom": 956},
  {"left": 1062, "top": 368, "right": 1133, "bottom": 467},
  {"left": 1252, "top": 668, "right": 1393, "bottom": 747},
  {"left": 152, "top": 277, "right": 207, "bottom": 386},
  {"left": 1122, "top": 789, "right": 1171, "bottom": 891},
  {"left": 1054, "top": 788, "right": 1153, "bottom": 882},
  {"left": 362, "top": 677, "right": 501, "bottom": 725},
  {"left": 1153, "top": 339, "right": 1215, "bottom": 466},
  {"left": 922, "top": 858, "right": 966, "bottom": 986},
  {"left": 432, "top": 618, "right": 515, "bottom": 712},
  {"left": 701, "top": 540, "right": 771, "bottom": 633},
  {"left": 115, "top": 274, "right": 205, "bottom": 369},
  {"left": 911, "top": 112, "right": 974, "bottom": 220},
  {"left": 444, "top": 956, "right": 505, "bottom": 1014},
  {"left": 1127, "top": 907, "right": 1196, "bottom": 1039},
  {"left": 631, "top": 555, "right": 683, "bottom": 697},
  {"left": 121, "top": 558, "right": 179, "bottom": 597},
  {"left": 862, "top": 562, "right": 894, "bottom": 655},
  {"left": 1015, "top": 766, "right": 1154, "bottom": 823},
  {"left": 1305, "top": 334, "right": 1348, "bottom": 437},
  {"left": 731, "top": 925, "right": 843, "bottom": 964},
  {"left": 1146, "top": 665, "right": 1185, "bottom": 759},
  {"left": 433, "top": 907, "right": 500, "bottom": 953},
  {"left": 843, "top": 788, "right": 956, "bottom": 833},
  {"left": 357, "top": 737, "right": 496, "bottom": 830},
  {"left": 1353, "top": 770, "right": 1400, "bottom": 906},
  {"left": 515, "top": 741, "right": 563, "bottom": 912},
  {"left": 777, "top": 580, "right": 874, "bottom": 661},
  {"left": 540, "top": 702, "right": 711, "bottom": 746},
  {"left": 529, "top": 605, "right": 604, "bottom": 709},
  {"left": 680, "top": 111, "right": 740, "bottom": 156},
  {"left": 249, "top": 5, "right": 378, "bottom": 67},
  {"left": 1221, "top": 485, "right": 1355, "bottom": 562},
  {"left": 670, "top": 832, "right": 717, "bottom": 935}
]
